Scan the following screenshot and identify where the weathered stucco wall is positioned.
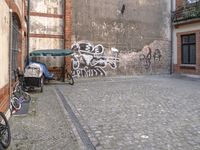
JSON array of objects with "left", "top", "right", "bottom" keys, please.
[
  {"left": 30, "top": 38, "right": 63, "bottom": 51},
  {"left": 72, "top": 0, "right": 171, "bottom": 77},
  {"left": 29, "top": 0, "right": 64, "bottom": 67},
  {"left": 30, "top": 17, "right": 63, "bottom": 35},
  {"left": 30, "top": 0, "right": 63, "bottom": 15},
  {"left": 0, "top": 1, "right": 10, "bottom": 88}
]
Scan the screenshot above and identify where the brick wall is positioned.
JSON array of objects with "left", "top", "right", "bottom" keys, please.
[
  {"left": 64, "top": 0, "right": 72, "bottom": 49},
  {"left": 176, "top": 0, "right": 184, "bottom": 9},
  {"left": 29, "top": 0, "right": 69, "bottom": 78},
  {"left": 0, "top": 84, "right": 10, "bottom": 112},
  {"left": 64, "top": 0, "right": 72, "bottom": 76}
]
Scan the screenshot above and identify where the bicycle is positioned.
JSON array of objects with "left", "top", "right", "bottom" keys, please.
[
  {"left": 10, "top": 84, "right": 31, "bottom": 114},
  {"left": 0, "top": 112, "right": 11, "bottom": 149},
  {"left": 10, "top": 70, "right": 31, "bottom": 114},
  {"left": 66, "top": 70, "right": 74, "bottom": 85},
  {"left": 13, "top": 69, "right": 31, "bottom": 100},
  {"left": 12, "top": 82, "right": 31, "bottom": 102},
  {"left": 62, "top": 63, "right": 74, "bottom": 85}
]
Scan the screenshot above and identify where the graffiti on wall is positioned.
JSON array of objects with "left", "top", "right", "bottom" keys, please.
[
  {"left": 71, "top": 41, "right": 120, "bottom": 77},
  {"left": 153, "top": 49, "right": 162, "bottom": 62},
  {"left": 139, "top": 47, "right": 152, "bottom": 70},
  {"left": 139, "top": 46, "right": 162, "bottom": 70}
]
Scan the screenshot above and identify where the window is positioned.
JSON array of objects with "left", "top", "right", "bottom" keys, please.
[
  {"left": 12, "top": 16, "right": 19, "bottom": 79},
  {"left": 187, "top": 0, "right": 199, "bottom": 3},
  {"left": 181, "top": 34, "right": 196, "bottom": 64}
]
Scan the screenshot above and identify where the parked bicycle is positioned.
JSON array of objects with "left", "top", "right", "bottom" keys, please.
[
  {"left": 10, "top": 69, "right": 31, "bottom": 114},
  {"left": 65, "top": 63, "right": 74, "bottom": 85},
  {"left": 12, "top": 82, "right": 31, "bottom": 102},
  {"left": 0, "top": 112, "right": 11, "bottom": 149}
]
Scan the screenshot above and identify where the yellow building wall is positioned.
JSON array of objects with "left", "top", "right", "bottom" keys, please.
[{"left": 0, "top": 1, "right": 10, "bottom": 88}]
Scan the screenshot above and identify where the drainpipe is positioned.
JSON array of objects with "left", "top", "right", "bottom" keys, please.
[
  {"left": 26, "top": 0, "right": 30, "bottom": 66},
  {"left": 170, "top": 0, "right": 174, "bottom": 74},
  {"left": 9, "top": 9, "right": 13, "bottom": 110}
]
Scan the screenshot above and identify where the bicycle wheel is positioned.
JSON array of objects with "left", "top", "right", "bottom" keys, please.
[
  {"left": 10, "top": 97, "right": 21, "bottom": 111},
  {"left": 22, "top": 91, "right": 31, "bottom": 102},
  {"left": 67, "top": 73, "right": 74, "bottom": 85},
  {"left": 13, "top": 85, "right": 21, "bottom": 99},
  {"left": 0, "top": 112, "right": 11, "bottom": 149},
  {"left": 40, "top": 76, "right": 44, "bottom": 92}
]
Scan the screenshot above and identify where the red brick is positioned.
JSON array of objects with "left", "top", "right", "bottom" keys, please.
[{"left": 174, "top": 29, "right": 200, "bottom": 75}]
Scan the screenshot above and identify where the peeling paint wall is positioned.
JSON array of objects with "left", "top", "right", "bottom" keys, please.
[
  {"left": 30, "top": 0, "right": 63, "bottom": 15},
  {"left": 0, "top": 1, "right": 10, "bottom": 88},
  {"left": 29, "top": 0, "right": 64, "bottom": 67},
  {"left": 30, "top": 17, "right": 63, "bottom": 35},
  {"left": 72, "top": 0, "right": 171, "bottom": 76},
  {"left": 30, "top": 38, "right": 63, "bottom": 51}
]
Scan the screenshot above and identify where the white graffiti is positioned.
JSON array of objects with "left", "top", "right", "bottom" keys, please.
[{"left": 71, "top": 41, "right": 119, "bottom": 77}]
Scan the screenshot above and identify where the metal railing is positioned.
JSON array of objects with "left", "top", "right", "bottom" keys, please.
[{"left": 173, "top": 1, "right": 200, "bottom": 22}]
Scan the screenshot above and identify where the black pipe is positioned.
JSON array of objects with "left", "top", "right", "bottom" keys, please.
[
  {"left": 9, "top": 9, "right": 13, "bottom": 102},
  {"left": 26, "top": 0, "right": 30, "bottom": 66},
  {"left": 170, "top": 0, "right": 174, "bottom": 74}
]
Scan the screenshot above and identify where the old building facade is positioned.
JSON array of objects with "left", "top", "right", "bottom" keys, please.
[
  {"left": 71, "top": 0, "right": 172, "bottom": 77},
  {"left": 0, "top": 0, "right": 27, "bottom": 112},
  {"left": 29, "top": 0, "right": 72, "bottom": 78},
  {"left": 29, "top": 0, "right": 172, "bottom": 78},
  {"left": 173, "top": 0, "right": 200, "bottom": 75},
  {"left": 3, "top": 0, "right": 199, "bottom": 113}
]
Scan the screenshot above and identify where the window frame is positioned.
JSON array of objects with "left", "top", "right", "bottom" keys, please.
[
  {"left": 12, "top": 16, "right": 20, "bottom": 80},
  {"left": 181, "top": 34, "right": 196, "bottom": 65},
  {"left": 187, "top": 0, "right": 200, "bottom": 4}
]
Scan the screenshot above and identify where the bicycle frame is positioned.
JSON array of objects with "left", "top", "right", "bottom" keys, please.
[
  {"left": 0, "top": 112, "right": 11, "bottom": 149},
  {"left": 11, "top": 77, "right": 31, "bottom": 113},
  {"left": 0, "top": 123, "right": 7, "bottom": 136}
]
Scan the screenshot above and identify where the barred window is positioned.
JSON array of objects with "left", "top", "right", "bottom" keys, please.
[{"left": 12, "top": 16, "right": 19, "bottom": 79}]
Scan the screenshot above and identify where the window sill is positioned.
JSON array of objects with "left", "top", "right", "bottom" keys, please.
[{"left": 180, "top": 64, "right": 196, "bottom": 69}]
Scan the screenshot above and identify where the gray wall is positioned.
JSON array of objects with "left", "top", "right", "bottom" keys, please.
[{"left": 71, "top": 0, "right": 171, "bottom": 77}]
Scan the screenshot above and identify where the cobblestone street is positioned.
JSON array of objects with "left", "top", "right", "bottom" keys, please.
[
  {"left": 9, "top": 75, "right": 200, "bottom": 150},
  {"left": 9, "top": 85, "right": 80, "bottom": 150},
  {"left": 1, "top": 0, "right": 200, "bottom": 149}
]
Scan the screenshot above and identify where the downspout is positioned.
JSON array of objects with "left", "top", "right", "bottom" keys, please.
[
  {"left": 26, "top": 0, "right": 30, "bottom": 66},
  {"left": 9, "top": 9, "right": 13, "bottom": 112},
  {"left": 170, "top": 0, "right": 174, "bottom": 74},
  {"left": 63, "top": 0, "right": 67, "bottom": 82}
]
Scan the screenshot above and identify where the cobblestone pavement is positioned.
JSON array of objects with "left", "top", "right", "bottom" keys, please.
[
  {"left": 8, "top": 85, "right": 80, "bottom": 150},
  {"left": 57, "top": 75, "right": 200, "bottom": 150}
]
